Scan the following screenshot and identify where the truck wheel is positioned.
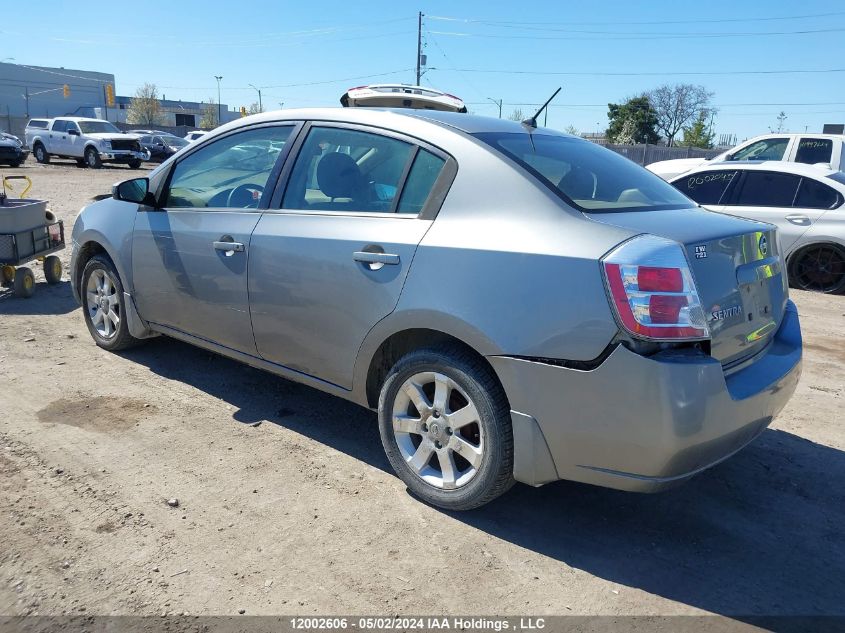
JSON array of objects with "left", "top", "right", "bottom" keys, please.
[
  {"left": 33, "top": 143, "right": 49, "bottom": 164},
  {"left": 128, "top": 159, "right": 142, "bottom": 169},
  {"left": 81, "top": 255, "right": 141, "bottom": 351},
  {"left": 13, "top": 266, "right": 35, "bottom": 298},
  {"left": 44, "top": 255, "right": 62, "bottom": 284},
  {"left": 85, "top": 147, "right": 102, "bottom": 169},
  {"left": 378, "top": 346, "right": 514, "bottom": 511}
]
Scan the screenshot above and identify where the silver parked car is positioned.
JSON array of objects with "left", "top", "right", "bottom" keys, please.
[
  {"left": 70, "top": 109, "right": 802, "bottom": 510},
  {"left": 671, "top": 161, "right": 845, "bottom": 294}
]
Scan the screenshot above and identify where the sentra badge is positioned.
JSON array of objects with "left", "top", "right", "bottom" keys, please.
[{"left": 711, "top": 305, "right": 742, "bottom": 321}]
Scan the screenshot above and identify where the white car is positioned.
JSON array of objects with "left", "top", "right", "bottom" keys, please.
[
  {"left": 671, "top": 160, "right": 845, "bottom": 293},
  {"left": 27, "top": 117, "right": 148, "bottom": 169},
  {"left": 340, "top": 84, "right": 467, "bottom": 113},
  {"left": 648, "top": 133, "right": 845, "bottom": 181},
  {"left": 185, "top": 130, "right": 208, "bottom": 142}
]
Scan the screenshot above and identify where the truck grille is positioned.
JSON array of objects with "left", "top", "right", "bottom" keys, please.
[{"left": 110, "top": 139, "right": 140, "bottom": 152}]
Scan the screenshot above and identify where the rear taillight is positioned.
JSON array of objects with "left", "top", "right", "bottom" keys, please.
[{"left": 602, "top": 235, "right": 709, "bottom": 341}]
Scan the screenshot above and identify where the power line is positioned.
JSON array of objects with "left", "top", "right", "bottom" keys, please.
[
  {"left": 428, "top": 26, "right": 845, "bottom": 41},
  {"left": 437, "top": 67, "right": 845, "bottom": 77},
  {"left": 426, "top": 10, "right": 845, "bottom": 26}
]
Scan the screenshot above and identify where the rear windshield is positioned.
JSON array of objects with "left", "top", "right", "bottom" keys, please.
[
  {"left": 827, "top": 171, "right": 845, "bottom": 187},
  {"left": 27, "top": 120, "right": 48, "bottom": 129},
  {"left": 473, "top": 132, "right": 694, "bottom": 213}
]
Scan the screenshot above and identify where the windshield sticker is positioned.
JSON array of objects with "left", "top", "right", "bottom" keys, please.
[{"left": 686, "top": 172, "right": 736, "bottom": 189}]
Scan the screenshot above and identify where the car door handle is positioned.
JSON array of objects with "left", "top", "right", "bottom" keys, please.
[
  {"left": 353, "top": 251, "right": 400, "bottom": 265},
  {"left": 785, "top": 214, "right": 810, "bottom": 225},
  {"left": 213, "top": 240, "right": 244, "bottom": 254}
]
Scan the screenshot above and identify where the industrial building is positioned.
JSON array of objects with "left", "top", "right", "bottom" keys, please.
[{"left": 0, "top": 61, "right": 236, "bottom": 137}]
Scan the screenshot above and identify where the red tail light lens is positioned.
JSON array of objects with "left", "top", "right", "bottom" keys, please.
[{"left": 602, "top": 236, "right": 709, "bottom": 341}]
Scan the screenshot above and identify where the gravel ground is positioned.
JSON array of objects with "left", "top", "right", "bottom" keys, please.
[{"left": 0, "top": 162, "right": 843, "bottom": 619}]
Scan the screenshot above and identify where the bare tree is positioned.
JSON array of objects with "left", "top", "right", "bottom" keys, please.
[
  {"left": 564, "top": 124, "right": 579, "bottom": 136},
  {"left": 199, "top": 97, "right": 218, "bottom": 129},
  {"left": 507, "top": 108, "right": 524, "bottom": 122},
  {"left": 647, "top": 83, "right": 714, "bottom": 146},
  {"left": 247, "top": 102, "right": 262, "bottom": 115},
  {"left": 770, "top": 111, "right": 788, "bottom": 133},
  {"left": 127, "top": 83, "right": 164, "bottom": 126}
]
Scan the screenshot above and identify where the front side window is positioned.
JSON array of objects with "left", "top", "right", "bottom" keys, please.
[
  {"left": 474, "top": 132, "right": 693, "bottom": 213},
  {"left": 78, "top": 120, "right": 121, "bottom": 134},
  {"left": 672, "top": 170, "right": 738, "bottom": 205},
  {"left": 164, "top": 125, "right": 293, "bottom": 209},
  {"left": 282, "top": 127, "right": 415, "bottom": 213},
  {"left": 733, "top": 171, "right": 801, "bottom": 207},
  {"left": 795, "top": 138, "right": 833, "bottom": 165},
  {"left": 51, "top": 120, "right": 67, "bottom": 132},
  {"left": 795, "top": 177, "right": 841, "bottom": 209},
  {"left": 728, "top": 138, "right": 789, "bottom": 161}
]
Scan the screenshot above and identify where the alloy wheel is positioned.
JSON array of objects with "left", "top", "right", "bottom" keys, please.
[
  {"left": 85, "top": 268, "right": 120, "bottom": 338},
  {"left": 392, "top": 372, "right": 484, "bottom": 490},
  {"left": 791, "top": 245, "right": 845, "bottom": 294}
]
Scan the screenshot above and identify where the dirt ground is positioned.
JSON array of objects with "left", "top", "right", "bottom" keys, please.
[{"left": 0, "top": 162, "right": 843, "bottom": 619}]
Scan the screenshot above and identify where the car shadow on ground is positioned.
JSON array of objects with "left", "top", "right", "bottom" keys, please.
[
  {"left": 0, "top": 280, "right": 79, "bottom": 315},
  {"left": 121, "top": 337, "right": 844, "bottom": 621}
]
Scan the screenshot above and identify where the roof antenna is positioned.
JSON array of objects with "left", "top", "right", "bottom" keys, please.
[{"left": 522, "top": 87, "right": 562, "bottom": 129}]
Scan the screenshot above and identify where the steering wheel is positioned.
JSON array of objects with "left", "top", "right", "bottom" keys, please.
[{"left": 227, "top": 183, "right": 264, "bottom": 208}]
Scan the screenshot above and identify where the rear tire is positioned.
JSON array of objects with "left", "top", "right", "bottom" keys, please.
[
  {"left": 788, "top": 244, "right": 845, "bottom": 294},
  {"left": 12, "top": 266, "right": 35, "bottom": 298},
  {"left": 128, "top": 159, "right": 142, "bottom": 169},
  {"left": 85, "top": 147, "right": 102, "bottom": 169},
  {"left": 80, "top": 255, "right": 141, "bottom": 351},
  {"left": 44, "top": 255, "right": 62, "bottom": 284},
  {"left": 378, "top": 346, "right": 514, "bottom": 511},
  {"left": 33, "top": 143, "right": 49, "bottom": 164}
]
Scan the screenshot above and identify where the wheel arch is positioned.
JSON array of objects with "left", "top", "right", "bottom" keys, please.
[
  {"left": 354, "top": 312, "right": 505, "bottom": 409},
  {"left": 71, "top": 235, "right": 124, "bottom": 302}
]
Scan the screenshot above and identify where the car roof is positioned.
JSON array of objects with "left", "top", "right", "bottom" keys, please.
[
  {"left": 212, "top": 107, "right": 564, "bottom": 138},
  {"left": 55, "top": 117, "right": 108, "bottom": 122},
  {"left": 676, "top": 160, "right": 838, "bottom": 180}
]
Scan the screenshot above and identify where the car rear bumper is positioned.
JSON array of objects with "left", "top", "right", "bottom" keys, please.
[{"left": 489, "top": 300, "right": 802, "bottom": 491}]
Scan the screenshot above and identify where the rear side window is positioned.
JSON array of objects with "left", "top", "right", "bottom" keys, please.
[
  {"left": 795, "top": 138, "right": 833, "bottom": 165},
  {"left": 282, "top": 127, "right": 415, "bottom": 213},
  {"left": 795, "top": 177, "right": 841, "bottom": 209},
  {"left": 728, "top": 138, "right": 789, "bottom": 161},
  {"left": 673, "top": 170, "right": 738, "bottom": 205},
  {"left": 733, "top": 172, "right": 801, "bottom": 207},
  {"left": 397, "top": 149, "right": 446, "bottom": 214}
]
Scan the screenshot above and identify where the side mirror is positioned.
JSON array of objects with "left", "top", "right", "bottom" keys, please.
[
  {"left": 112, "top": 177, "right": 156, "bottom": 206},
  {"left": 68, "top": 129, "right": 80, "bottom": 136}
]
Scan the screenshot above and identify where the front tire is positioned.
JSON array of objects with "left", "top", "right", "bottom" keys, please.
[
  {"left": 128, "top": 159, "right": 142, "bottom": 169},
  {"left": 85, "top": 147, "right": 102, "bottom": 169},
  {"left": 81, "top": 255, "right": 140, "bottom": 351},
  {"left": 378, "top": 347, "right": 514, "bottom": 511},
  {"left": 33, "top": 143, "right": 49, "bottom": 164}
]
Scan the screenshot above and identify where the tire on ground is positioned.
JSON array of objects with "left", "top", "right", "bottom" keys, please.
[{"left": 80, "top": 255, "right": 142, "bottom": 351}]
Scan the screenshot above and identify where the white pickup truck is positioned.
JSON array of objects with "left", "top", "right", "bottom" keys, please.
[
  {"left": 647, "top": 133, "right": 845, "bottom": 180},
  {"left": 26, "top": 117, "right": 148, "bottom": 169}
]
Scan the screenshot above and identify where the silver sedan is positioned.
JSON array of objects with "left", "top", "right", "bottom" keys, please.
[{"left": 69, "top": 108, "right": 802, "bottom": 509}]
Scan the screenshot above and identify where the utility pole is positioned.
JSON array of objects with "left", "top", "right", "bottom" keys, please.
[
  {"left": 487, "top": 97, "right": 502, "bottom": 118},
  {"left": 24, "top": 86, "right": 29, "bottom": 118},
  {"left": 249, "top": 84, "right": 263, "bottom": 112},
  {"left": 415, "top": 12, "right": 423, "bottom": 85},
  {"left": 214, "top": 75, "right": 223, "bottom": 125}
]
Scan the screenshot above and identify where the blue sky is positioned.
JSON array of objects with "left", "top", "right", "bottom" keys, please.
[{"left": 8, "top": 0, "right": 845, "bottom": 140}]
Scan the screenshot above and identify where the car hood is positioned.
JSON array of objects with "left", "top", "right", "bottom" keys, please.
[{"left": 87, "top": 133, "right": 140, "bottom": 141}]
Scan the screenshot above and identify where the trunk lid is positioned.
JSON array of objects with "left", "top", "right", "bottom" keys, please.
[{"left": 591, "top": 207, "right": 787, "bottom": 366}]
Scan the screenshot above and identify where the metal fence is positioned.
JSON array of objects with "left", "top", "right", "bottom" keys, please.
[{"left": 594, "top": 141, "right": 723, "bottom": 166}]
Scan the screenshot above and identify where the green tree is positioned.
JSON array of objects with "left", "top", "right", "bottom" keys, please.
[
  {"left": 127, "top": 83, "right": 164, "bottom": 126},
  {"left": 606, "top": 96, "right": 659, "bottom": 144},
  {"left": 680, "top": 111, "right": 715, "bottom": 148}
]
